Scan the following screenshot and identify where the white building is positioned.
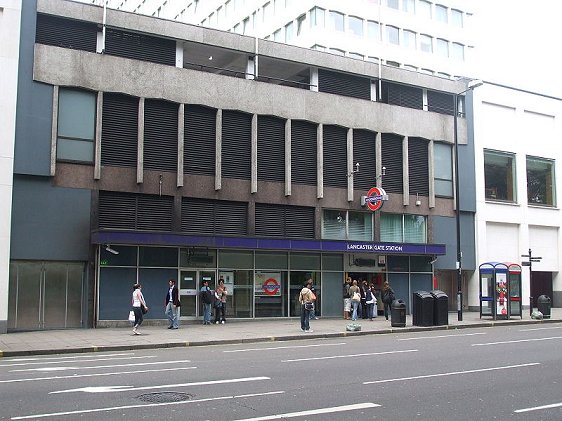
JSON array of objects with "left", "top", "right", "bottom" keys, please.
[
  {"left": 471, "top": 83, "right": 562, "bottom": 312},
  {"left": 103, "top": 0, "right": 474, "bottom": 80}
]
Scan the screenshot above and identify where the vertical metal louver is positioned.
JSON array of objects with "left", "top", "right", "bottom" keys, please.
[
  {"left": 35, "top": 14, "right": 98, "bottom": 52},
  {"left": 427, "top": 91, "right": 455, "bottom": 116},
  {"left": 408, "top": 138, "right": 430, "bottom": 195},
  {"left": 291, "top": 120, "right": 317, "bottom": 185},
  {"left": 353, "top": 129, "right": 377, "bottom": 191},
  {"left": 255, "top": 203, "right": 315, "bottom": 239},
  {"left": 137, "top": 195, "right": 173, "bottom": 231},
  {"left": 381, "top": 133, "right": 403, "bottom": 194},
  {"left": 222, "top": 110, "right": 252, "bottom": 180},
  {"left": 257, "top": 115, "right": 285, "bottom": 182},
  {"left": 181, "top": 198, "right": 247, "bottom": 236},
  {"left": 318, "top": 69, "right": 371, "bottom": 100},
  {"left": 101, "top": 93, "right": 138, "bottom": 167},
  {"left": 184, "top": 105, "right": 216, "bottom": 176},
  {"left": 104, "top": 28, "right": 176, "bottom": 66},
  {"left": 323, "top": 125, "right": 348, "bottom": 189},
  {"left": 144, "top": 99, "right": 178, "bottom": 172},
  {"left": 381, "top": 82, "right": 423, "bottom": 110}
]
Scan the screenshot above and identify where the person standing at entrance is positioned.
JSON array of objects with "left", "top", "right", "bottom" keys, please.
[
  {"left": 214, "top": 278, "right": 227, "bottom": 324},
  {"left": 343, "top": 277, "right": 352, "bottom": 320},
  {"left": 200, "top": 280, "right": 213, "bottom": 325},
  {"left": 165, "top": 279, "right": 180, "bottom": 329},
  {"left": 382, "top": 281, "right": 396, "bottom": 321},
  {"left": 349, "top": 279, "right": 361, "bottom": 321},
  {"left": 131, "top": 283, "right": 148, "bottom": 335},
  {"left": 299, "top": 280, "right": 315, "bottom": 332}
]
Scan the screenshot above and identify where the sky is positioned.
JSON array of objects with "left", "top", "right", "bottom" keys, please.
[{"left": 471, "top": 0, "right": 562, "bottom": 98}]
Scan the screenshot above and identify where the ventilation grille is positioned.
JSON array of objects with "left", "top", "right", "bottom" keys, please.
[
  {"left": 181, "top": 198, "right": 247, "bottom": 236},
  {"left": 101, "top": 93, "right": 138, "bottom": 167},
  {"left": 258, "top": 115, "right": 285, "bottom": 182},
  {"left": 427, "top": 91, "right": 455, "bottom": 116},
  {"left": 104, "top": 28, "right": 176, "bottom": 66},
  {"left": 144, "top": 99, "right": 178, "bottom": 172},
  {"left": 255, "top": 203, "right": 314, "bottom": 238},
  {"left": 353, "top": 129, "right": 377, "bottom": 191},
  {"left": 291, "top": 120, "right": 317, "bottom": 186},
  {"left": 222, "top": 110, "right": 252, "bottom": 180},
  {"left": 184, "top": 105, "right": 216, "bottom": 176},
  {"left": 381, "top": 133, "right": 403, "bottom": 194},
  {"left": 35, "top": 14, "right": 98, "bottom": 52},
  {"left": 381, "top": 82, "right": 423, "bottom": 110},
  {"left": 318, "top": 69, "right": 371, "bottom": 100},
  {"left": 408, "top": 137, "right": 429, "bottom": 195},
  {"left": 323, "top": 125, "right": 348, "bottom": 189}
]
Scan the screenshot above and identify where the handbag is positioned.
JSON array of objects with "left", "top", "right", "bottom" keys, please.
[
  {"left": 128, "top": 310, "right": 135, "bottom": 322},
  {"left": 141, "top": 304, "right": 148, "bottom": 314},
  {"left": 304, "top": 302, "right": 314, "bottom": 311},
  {"left": 352, "top": 291, "right": 361, "bottom": 302}
]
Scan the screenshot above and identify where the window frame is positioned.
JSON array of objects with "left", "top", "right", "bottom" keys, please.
[
  {"left": 322, "top": 209, "right": 374, "bottom": 241},
  {"left": 434, "top": 142, "right": 453, "bottom": 198},
  {"left": 380, "top": 213, "right": 427, "bottom": 243},
  {"left": 483, "top": 149, "right": 517, "bottom": 203},
  {"left": 526, "top": 155, "right": 556, "bottom": 206}
]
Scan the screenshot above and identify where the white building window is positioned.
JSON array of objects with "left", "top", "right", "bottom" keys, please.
[
  {"left": 435, "top": 4, "right": 448, "bottom": 23},
  {"left": 367, "top": 20, "right": 381, "bottom": 40},
  {"left": 329, "top": 11, "right": 345, "bottom": 31},
  {"left": 380, "top": 214, "right": 427, "bottom": 243},
  {"left": 434, "top": 143, "right": 453, "bottom": 197},
  {"left": 403, "top": 30, "right": 416, "bottom": 49},
  {"left": 386, "top": 25, "right": 399, "bottom": 45},
  {"left": 386, "top": 0, "right": 399, "bottom": 10},
  {"left": 273, "top": 28, "right": 282, "bottom": 41},
  {"left": 420, "top": 34, "right": 432, "bottom": 52},
  {"left": 527, "top": 156, "right": 556, "bottom": 206},
  {"left": 330, "top": 48, "right": 345, "bottom": 56},
  {"left": 451, "top": 42, "right": 464, "bottom": 60},
  {"left": 322, "top": 210, "right": 373, "bottom": 241},
  {"left": 285, "top": 21, "right": 294, "bottom": 42},
  {"left": 297, "top": 14, "right": 306, "bottom": 35},
  {"left": 436, "top": 38, "right": 449, "bottom": 57},
  {"left": 418, "top": 0, "right": 432, "bottom": 19},
  {"left": 309, "top": 7, "right": 325, "bottom": 27},
  {"left": 484, "top": 150, "right": 517, "bottom": 202},
  {"left": 349, "top": 16, "right": 363, "bottom": 37},
  {"left": 451, "top": 9, "right": 463, "bottom": 27},
  {"left": 402, "top": 0, "right": 415, "bottom": 13}
]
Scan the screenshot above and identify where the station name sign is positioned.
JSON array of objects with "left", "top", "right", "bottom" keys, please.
[{"left": 347, "top": 243, "right": 404, "bottom": 252}]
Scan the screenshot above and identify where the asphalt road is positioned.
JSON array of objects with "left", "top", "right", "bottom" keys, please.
[{"left": 1, "top": 323, "right": 561, "bottom": 420}]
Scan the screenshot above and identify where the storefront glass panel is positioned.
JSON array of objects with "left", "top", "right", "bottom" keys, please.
[
  {"left": 100, "top": 245, "right": 137, "bottom": 266},
  {"left": 322, "top": 254, "right": 343, "bottom": 271},
  {"left": 289, "top": 271, "right": 320, "bottom": 317},
  {"left": 98, "top": 267, "right": 136, "bottom": 320},
  {"left": 180, "top": 248, "right": 216, "bottom": 268},
  {"left": 225, "top": 270, "right": 253, "bottom": 318},
  {"left": 138, "top": 268, "right": 177, "bottom": 319},
  {"left": 139, "top": 247, "right": 178, "bottom": 267},
  {"left": 291, "top": 253, "right": 320, "bottom": 270},
  {"left": 219, "top": 250, "right": 253, "bottom": 268},
  {"left": 255, "top": 271, "right": 288, "bottom": 317},
  {"left": 255, "top": 252, "right": 288, "bottom": 269}
]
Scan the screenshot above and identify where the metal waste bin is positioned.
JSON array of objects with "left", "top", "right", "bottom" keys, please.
[
  {"left": 431, "top": 290, "right": 449, "bottom": 326},
  {"left": 537, "top": 295, "right": 551, "bottom": 319},
  {"left": 391, "top": 299, "right": 406, "bottom": 327},
  {"left": 412, "top": 291, "right": 434, "bottom": 327}
]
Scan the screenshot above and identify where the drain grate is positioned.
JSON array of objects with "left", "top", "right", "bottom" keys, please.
[{"left": 137, "top": 392, "right": 194, "bottom": 403}]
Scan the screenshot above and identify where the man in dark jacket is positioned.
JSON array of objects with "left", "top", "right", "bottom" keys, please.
[{"left": 165, "top": 279, "right": 181, "bottom": 329}]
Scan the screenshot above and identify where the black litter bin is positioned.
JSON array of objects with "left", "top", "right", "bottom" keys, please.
[
  {"left": 537, "top": 295, "right": 552, "bottom": 319},
  {"left": 391, "top": 299, "right": 406, "bottom": 327},
  {"left": 431, "top": 290, "right": 449, "bottom": 326},
  {"left": 412, "top": 291, "right": 434, "bottom": 326}
]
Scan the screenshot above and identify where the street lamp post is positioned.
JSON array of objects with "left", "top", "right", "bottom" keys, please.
[{"left": 453, "top": 79, "right": 483, "bottom": 322}]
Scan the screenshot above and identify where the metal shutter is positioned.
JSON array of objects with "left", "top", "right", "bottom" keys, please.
[
  {"left": 35, "top": 14, "right": 98, "bottom": 52},
  {"left": 98, "top": 191, "right": 136, "bottom": 230},
  {"left": 323, "top": 125, "right": 348, "bottom": 189},
  {"left": 427, "top": 91, "right": 455, "bottom": 116},
  {"left": 255, "top": 203, "right": 314, "bottom": 239},
  {"left": 181, "top": 198, "right": 215, "bottom": 235},
  {"left": 285, "top": 206, "right": 315, "bottom": 238},
  {"left": 408, "top": 138, "right": 429, "bottom": 195},
  {"left": 104, "top": 28, "right": 176, "bottom": 66},
  {"left": 144, "top": 99, "right": 178, "bottom": 172},
  {"left": 215, "top": 201, "right": 247, "bottom": 236},
  {"left": 381, "top": 82, "right": 423, "bottom": 110},
  {"left": 318, "top": 69, "right": 371, "bottom": 100},
  {"left": 181, "top": 198, "right": 247, "bottom": 236},
  {"left": 255, "top": 203, "right": 284, "bottom": 237},
  {"left": 101, "top": 93, "right": 138, "bottom": 167},
  {"left": 381, "top": 133, "right": 403, "bottom": 194},
  {"left": 222, "top": 110, "right": 252, "bottom": 180},
  {"left": 184, "top": 105, "right": 216, "bottom": 176},
  {"left": 257, "top": 115, "right": 285, "bottom": 182},
  {"left": 353, "top": 129, "right": 377, "bottom": 191},
  {"left": 137, "top": 195, "right": 173, "bottom": 231},
  {"left": 291, "top": 120, "right": 317, "bottom": 185}
]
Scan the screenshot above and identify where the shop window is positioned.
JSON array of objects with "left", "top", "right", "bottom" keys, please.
[
  {"left": 526, "top": 156, "right": 555, "bottom": 206},
  {"left": 380, "top": 213, "right": 427, "bottom": 243},
  {"left": 57, "top": 88, "right": 96, "bottom": 163},
  {"left": 219, "top": 250, "right": 253, "bottom": 269},
  {"left": 256, "top": 252, "right": 288, "bottom": 269},
  {"left": 434, "top": 143, "right": 453, "bottom": 197},
  {"left": 291, "top": 253, "right": 321, "bottom": 270},
  {"left": 139, "top": 247, "right": 178, "bottom": 267},
  {"left": 484, "top": 150, "right": 516, "bottom": 202},
  {"left": 322, "top": 210, "right": 373, "bottom": 241}
]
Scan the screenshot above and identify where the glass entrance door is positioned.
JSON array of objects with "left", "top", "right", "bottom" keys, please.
[{"left": 179, "top": 270, "right": 216, "bottom": 318}]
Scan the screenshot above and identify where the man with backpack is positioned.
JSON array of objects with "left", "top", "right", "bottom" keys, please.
[{"left": 200, "top": 280, "right": 213, "bottom": 325}]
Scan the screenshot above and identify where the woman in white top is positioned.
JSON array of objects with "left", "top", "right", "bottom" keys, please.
[{"left": 132, "top": 283, "right": 148, "bottom": 335}]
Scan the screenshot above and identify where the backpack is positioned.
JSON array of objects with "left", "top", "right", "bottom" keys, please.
[
  {"left": 365, "top": 289, "right": 373, "bottom": 302},
  {"left": 200, "top": 288, "right": 213, "bottom": 304}
]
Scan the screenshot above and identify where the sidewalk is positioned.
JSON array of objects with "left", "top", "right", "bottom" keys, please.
[{"left": 1, "top": 309, "right": 560, "bottom": 357}]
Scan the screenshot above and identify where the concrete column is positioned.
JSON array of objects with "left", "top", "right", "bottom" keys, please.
[
  {"left": 137, "top": 98, "right": 144, "bottom": 184},
  {"left": 317, "top": 123, "right": 323, "bottom": 199},
  {"left": 347, "top": 128, "right": 354, "bottom": 202},
  {"left": 428, "top": 140, "right": 435, "bottom": 208},
  {"left": 251, "top": 113, "right": 257, "bottom": 193},
  {"left": 50, "top": 85, "right": 59, "bottom": 176},
  {"left": 403, "top": 136, "right": 409, "bottom": 205},
  {"left": 215, "top": 109, "right": 222, "bottom": 191},
  {"left": 376, "top": 132, "right": 382, "bottom": 188},
  {"left": 94, "top": 91, "right": 103, "bottom": 180},
  {"left": 285, "top": 119, "right": 291, "bottom": 196},
  {"left": 177, "top": 104, "right": 184, "bottom": 187}
]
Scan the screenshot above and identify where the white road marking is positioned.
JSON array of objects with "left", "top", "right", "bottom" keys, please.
[
  {"left": 519, "top": 326, "right": 562, "bottom": 332},
  {"left": 11, "top": 359, "right": 191, "bottom": 372},
  {"left": 472, "top": 336, "right": 562, "bottom": 346},
  {"left": 0, "top": 366, "right": 196, "bottom": 384},
  {"left": 2, "top": 352, "right": 135, "bottom": 362},
  {"left": 11, "top": 391, "right": 285, "bottom": 420},
  {"left": 363, "top": 362, "right": 540, "bottom": 384},
  {"left": 398, "top": 332, "right": 486, "bottom": 341},
  {"left": 0, "top": 355, "right": 155, "bottom": 368},
  {"left": 514, "top": 402, "right": 562, "bottom": 413},
  {"left": 224, "top": 342, "right": 347, "bottom": 353},
  {"left": 232, "top": 403, "right": 380, "bottom": 421},
  {"left": 282, "top": 349, "right": 417, "bottom": 362},
  {"left": 49, "top": 376, "right": 271, "bottom": 394}
]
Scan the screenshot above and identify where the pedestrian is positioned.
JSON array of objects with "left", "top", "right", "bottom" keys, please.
[
  {"left": 360, "top": 280, "right": 369, "bottom": 319},
  {"left": 343, "top": 277, "right": 352, "bottom": 320},
  {"left": 131, "top": 283, "right": 148, "bottom": 335},
  {"left": 298, "top": 279, "right": 315, "bottom": 332},
  {"left": 364, "top": 282, "right": 376, "bottom": 321},
  {"left": 349, "top": 279, "right": 361, "bottom": 321},
  {"left": 382, "top": 281, "right": 396, "bottom": 320},
  {"left": 308, "top": 279, "right": 319, "bottom": 320},
  {"left": 214, "top": 278, "right": 227, "bottom": 324},
  {"left": 369, "top": 283, "right": 378, "bottom": 319},
  {"left": 165, "top": 279, "right": 180, "bottom": 329},
  {"left": 200, "top": 280, "right": 213, "bottom": 325}
]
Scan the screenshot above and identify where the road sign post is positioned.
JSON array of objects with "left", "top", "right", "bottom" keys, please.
[{"left": 521, "top": 248, "right": 542, "bottom": 317}]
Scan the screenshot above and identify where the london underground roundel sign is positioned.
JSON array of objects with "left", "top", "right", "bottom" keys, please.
[{"left": 365, "top": 187, "right": 387, "bottom": 211}]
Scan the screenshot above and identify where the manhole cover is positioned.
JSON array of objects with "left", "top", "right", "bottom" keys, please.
[{"left": 137, "top": 392, "right": 194, "bottom": 403}]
